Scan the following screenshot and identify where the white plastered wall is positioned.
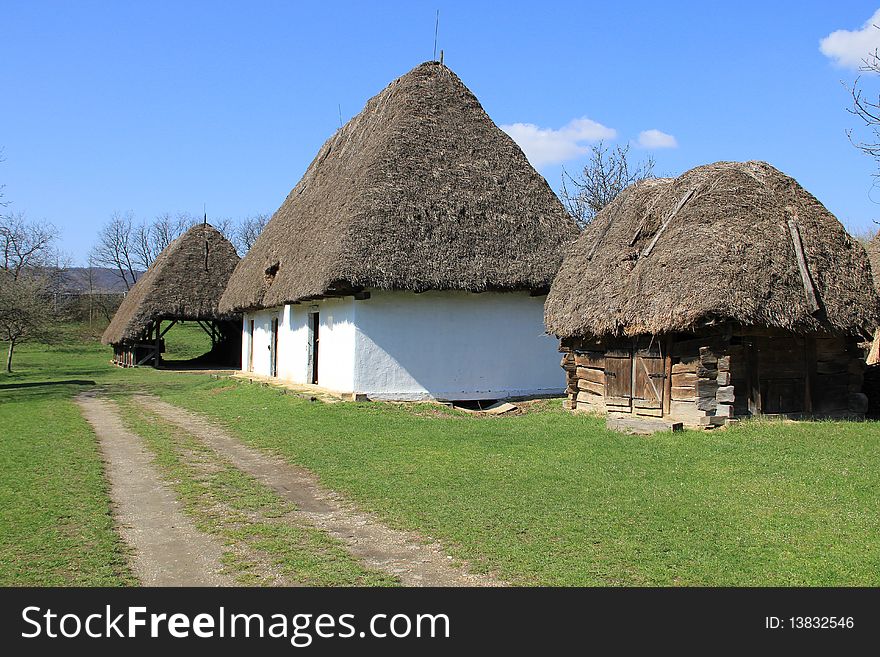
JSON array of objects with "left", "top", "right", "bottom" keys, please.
[
  {"left": 242, "top": 289, "right": 562, "bottom": 401},
  {"left": 352, "top": 290, "right": 562, "bottom": 400}
]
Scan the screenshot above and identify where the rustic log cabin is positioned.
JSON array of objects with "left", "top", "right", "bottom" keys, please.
[
  {"left": 219, "top": 61, "right": 578, "bottom": 400},
  {"left": 102, "top": 223, "right": 241, "bottom": 367},
  {"left": 544, "top": 161, "right": 880, "bottom": 428}
]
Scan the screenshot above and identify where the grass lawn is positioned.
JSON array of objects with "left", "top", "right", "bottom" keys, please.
[
  {"left": 2, "top": 327, "right": 880, "bottom": 586},
  {"left": 117, "top": 398, "right": 396, "bottom": 586}
]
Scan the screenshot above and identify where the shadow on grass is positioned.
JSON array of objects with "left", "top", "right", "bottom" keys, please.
[{"left": 0, "top": 379, "right": 97, "bottom": 390}]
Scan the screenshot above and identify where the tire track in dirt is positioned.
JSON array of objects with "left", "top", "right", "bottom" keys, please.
[
  {"left": 76, "top": 391, "right": 234, "bottom": 586},
  {"left": 134, "top": 394, "right": 504, "bottom": 587}
]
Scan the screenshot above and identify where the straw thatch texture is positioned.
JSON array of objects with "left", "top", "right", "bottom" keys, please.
[
  {"left": 545, "top": 161, "right": 880, "bottom": 338},
  {"left": 219, "top": 61, "right": 577, "bottom": 313},
  {"left": 102, "top": 224, "right": 239, "bottom": 344},
  {"left": 867, "top": 231, "right": 880, "bottom": 291}
]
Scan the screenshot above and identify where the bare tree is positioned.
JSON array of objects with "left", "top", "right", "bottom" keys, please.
[
  {"left": 90, "top": 212, "right": 140, "bottom": 290},
  {"left": 0, "top": 270, "right": 51, "bottom": 372},
  {"left": 0, "top": 212, "right": 60, "bottom": 280},
  {"left": 848, "top": 38, "right": 880, "bottom": 187},
  {"left": 131, "top": 212, "right": 197, "bottom": 271},
  {"left": 234, "top": 213, "right": 269, "bottom": 255},
  {"left": 0, "top": 213, "right": 62, "bottom": 372},
  {"left": 560, "top": 141, "right": 655, "bottom": 228}
]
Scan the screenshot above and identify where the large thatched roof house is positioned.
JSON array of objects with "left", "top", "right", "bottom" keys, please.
[
  {"left": 545, "top": 161, "right": 879, "bottom": 428},
  {"left": 219, "top": 61, "right": 578, "bottom": 400},
  {"left": 103, "top": 223, "right": 241, "bottom": 367}
]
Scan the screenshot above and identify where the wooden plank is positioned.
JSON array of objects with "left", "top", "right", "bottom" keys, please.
[
  {"left": 577, "top": 379, "right": 604, "bottom": 396},
  {"left": 641, "top": 187, "right": 697, "bottom": 258},
  {"left": 606, "top": 396, "right": 632, "bottom": 408},
  {"left": 814, "top": 337, "right": 847, "bottom": 361},
  {"left": 787, "top": 218, "right": 820, "bottom": 314},
  {"left": 669, "top": 400, "right": 707, "bottom": 424},
  {"left": 575, "top": 352, "right": 605, "bottom": 368},
  {"left": 671, "top": 372, "right": 697, "bottom": 387},
  {"left": 716, "top": 385, "right": 735, "bottom": 403},
  {"left": 671, "top": 386, "right": 696, "bottom": 401},
  {"left": 577, "top": 367, "right": 605, "bottom": 385},
  {"left": 671, "top": 359, "right": 699, "bottom": 374}
]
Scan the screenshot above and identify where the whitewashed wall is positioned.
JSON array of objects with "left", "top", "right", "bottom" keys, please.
[
  {"left": 242, "top": 289, "right": 562, "bottom": 401},
  {"left": 352, "top": 290, "right": 561, "bottom": 400}
]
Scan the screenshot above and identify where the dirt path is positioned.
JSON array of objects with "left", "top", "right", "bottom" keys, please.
[
  {"left": 76, "top": 392, "right": 234, "bottom": 586},
  {"left": 134, "top": 394, "right": 503, "bottom": 587}
]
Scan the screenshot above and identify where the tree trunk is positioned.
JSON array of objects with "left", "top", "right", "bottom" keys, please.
[{"left": 6, "top": 339, "right": 15, "bottom": 373}]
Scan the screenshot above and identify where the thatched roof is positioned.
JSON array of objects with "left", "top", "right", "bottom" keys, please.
[
  {"left": 866, "top": 230, "right": 880, "bottom": 292},
  {"left": 545, "top": 161, "right": 880, "bottom": 339},
  {"left": 219, "top": 61, "right": 577, "bottom": 313},
  {"left": 102, "top": 224, "right": 240, "bottom": 345}
]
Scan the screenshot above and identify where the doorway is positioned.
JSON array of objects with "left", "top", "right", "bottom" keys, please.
[
  {"left": 308, "top": 311, "right": 319, "bottom": 384},
  {"left": 270, "top": 317, "right": 279, "bottom": 377},
  {"left": 247, "top": 319, "right": 255, "bottom": 372}
]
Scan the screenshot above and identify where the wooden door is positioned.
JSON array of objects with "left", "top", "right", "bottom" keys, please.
[
  {"left": 247, "top": 319, "right": 254, "bottom": 372},
  {"left": 270, "top": 318, "right": 279, "bottom": 377},
  {"left": 633, "top": 341, "right": 665, "bottom": 410},
  {"left": 604, "top": 346, "right": 633, "bottom": 407},
  {"left": 309, "top": 312, "right": 319, "bottom": 385}
]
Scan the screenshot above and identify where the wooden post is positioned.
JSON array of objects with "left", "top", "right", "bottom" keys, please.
[
  {"left": 154, "top": 320, "right": 161, "bottom": 368},
  {"left": 663, "top": 335, "right": 673, "bottom": 417}
]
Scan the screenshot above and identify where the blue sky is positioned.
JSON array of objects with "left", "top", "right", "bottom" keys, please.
[{"left": 3, "top": 1, "right": 880, "bottom": 264}]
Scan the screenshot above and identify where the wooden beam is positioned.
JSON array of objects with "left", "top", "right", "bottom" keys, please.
[
  {"left": 641, "top": 187, "right": 697, "bottom": 258},
  {"left": 663, "top": 336, "right": 673, "bottom": 417},
  {"left": 159, "top": 319, "right": 177, "bottom": 338},
  {"left": 787, "top": 218, "right": 820, "bottom": 314}
]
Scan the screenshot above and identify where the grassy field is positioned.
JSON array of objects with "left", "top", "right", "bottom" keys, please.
[{"left": 2, "top": 325, "right": 880, "bottom": 586}]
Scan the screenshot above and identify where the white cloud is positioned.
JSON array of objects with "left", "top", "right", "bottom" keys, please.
[
  {"left": 819, "top": 9, "right": 880, "bottom": 69},
  {"left": 635, "top": 129, "right": 678, "bottom": 149},
  {"left": 501, "top": 117, "right": 615, "bottom": 168}
]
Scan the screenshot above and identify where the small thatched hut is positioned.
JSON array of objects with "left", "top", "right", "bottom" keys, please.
[
  {"left": 219, "top": 61, "right": 578, "bottom": 400},
  {"left": 545, "top": 161, "right": 879, "bottom": 428},
  {"left": 102, "top": 223, "right": 241, "bottom": 367}
]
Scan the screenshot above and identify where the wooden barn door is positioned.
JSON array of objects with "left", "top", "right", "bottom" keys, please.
[
  {"left": 604, "top": 345, "right": 633, "bottom": 408},
  {"left": 633, "top": 340, "right": 665, "bottom": 413}
]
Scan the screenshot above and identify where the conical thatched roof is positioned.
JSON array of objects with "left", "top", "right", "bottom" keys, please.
[
  {"left": 866, "top": 230, "right": 880, "bottom": 292},
  {"left": 219, "top": 61, "right": 577, "bottom": 313},
  {"left": 545, "top": 161, "right": 880, "bottom": 339},
  {"left": 102, "top": 224, "right": 240, "bottom": 345}
]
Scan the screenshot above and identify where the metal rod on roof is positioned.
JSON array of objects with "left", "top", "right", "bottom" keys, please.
[
  {"left": 433, "top": 10, "right": 439, "bottom": 61},
  {"left": 338, "top": 104, "right": 343, "bottom": 128}
]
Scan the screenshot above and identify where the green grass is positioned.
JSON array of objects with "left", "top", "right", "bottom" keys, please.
[
  {"left": 115, "top": 399, "right": 396, "bottom": 586},
  {"left": 155, "top": 384, "right": 880, "bottom": 586},
  {"left": 3, "top": 328, "right": 880, "bottom": 586},
  {"left": 0, "top": 386, "right": 136, "bottom": 585}
]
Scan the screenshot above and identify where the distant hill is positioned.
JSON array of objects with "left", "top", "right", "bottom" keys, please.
[{"left": 60, "top": 267, "right": 144, "bottom": 293}]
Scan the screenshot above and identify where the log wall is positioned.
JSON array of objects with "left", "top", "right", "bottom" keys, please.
[{"left": 559, "top": 329, "right": 868, "bottom": 428}]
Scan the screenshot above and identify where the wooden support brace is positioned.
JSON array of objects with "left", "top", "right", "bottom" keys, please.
[
  {"left": 159, "top": 319, "right": 177, "bottom": 338},
  {"left": 787, "top": 218, "right": 820, "bottom": 314},
  {"left": 641, "top": 187, "right": 697, "bottom": 258}
]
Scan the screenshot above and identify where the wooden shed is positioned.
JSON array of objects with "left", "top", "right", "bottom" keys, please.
[
  {"left": 544, "top": 161, "right": 880, "bottom": 428},
  {"left": 102, "top": 223, "right": 241, "bottom": 367}
]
